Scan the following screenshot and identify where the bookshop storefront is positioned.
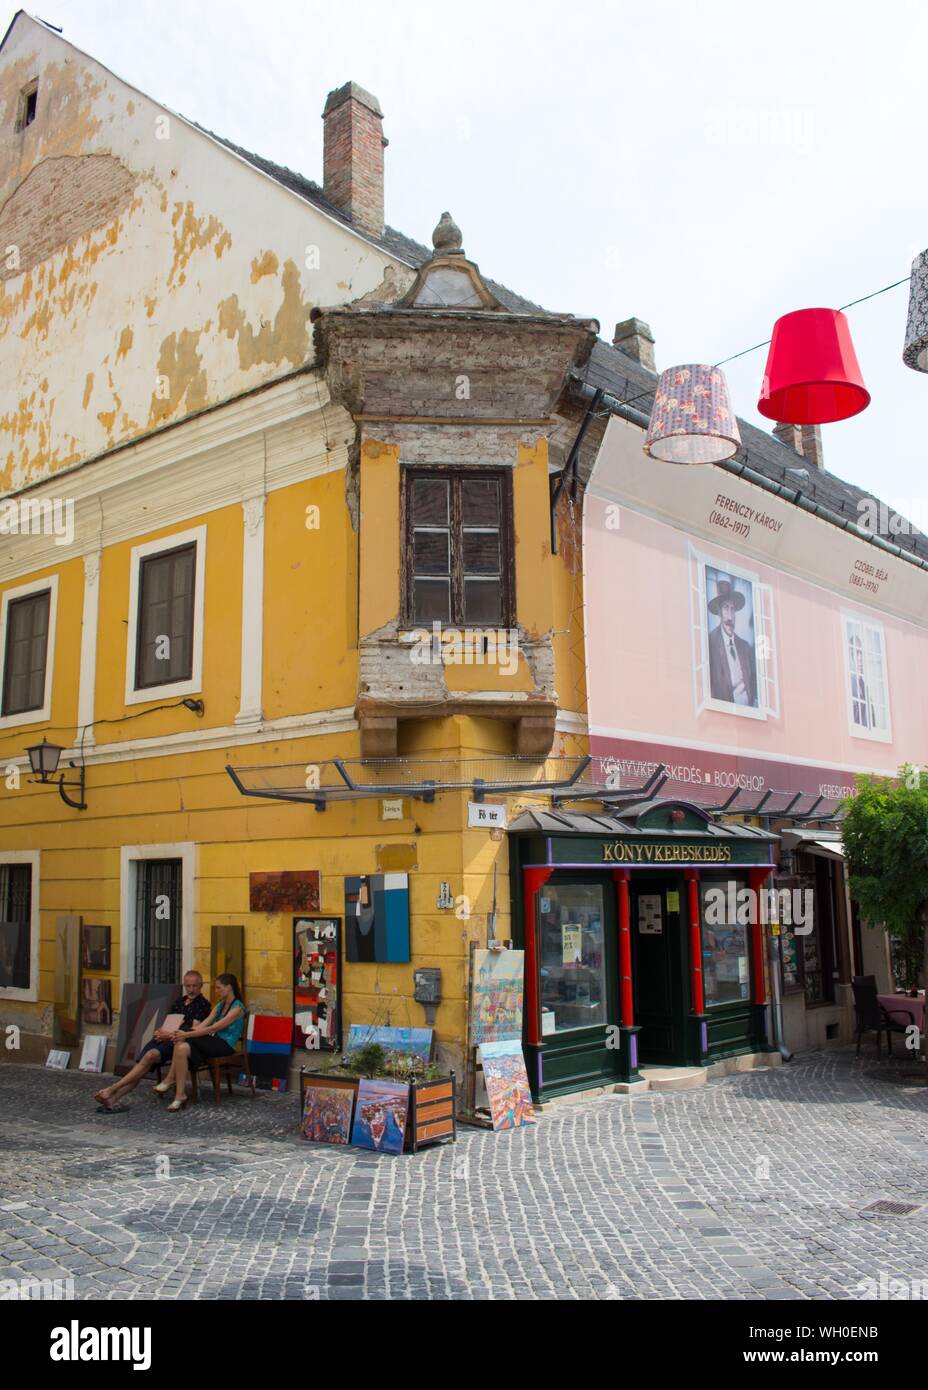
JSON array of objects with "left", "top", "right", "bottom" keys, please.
[{"left": 508, "top": 799, "right": 778, "bottom": 1103}]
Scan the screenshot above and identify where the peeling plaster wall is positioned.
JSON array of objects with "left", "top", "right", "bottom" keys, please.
[{"left": 0, "top": 16, "right": 408, "bottom": 493}]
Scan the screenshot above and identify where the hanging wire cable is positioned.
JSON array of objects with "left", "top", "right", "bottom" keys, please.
[{"left": 712, "top": 275, "right": 911, "bottom": 369}]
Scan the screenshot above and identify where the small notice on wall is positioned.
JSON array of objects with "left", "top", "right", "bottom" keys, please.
[
  {"left": 638, "top": 894, "right": 663, "bottom": 935},
  {"left": 562, "top": 925, "right": 582, "bottom": 965},
  {"left": 666, "top": 891, "right": 680, "bottom": 913}
]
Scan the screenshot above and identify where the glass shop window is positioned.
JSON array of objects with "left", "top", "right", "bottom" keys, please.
[
  {"left": 537, "top": 883, "right": 607, "bottom": 1033},
  {"left": 700, "top": 880, "right": 751, "bottom": 1006}
]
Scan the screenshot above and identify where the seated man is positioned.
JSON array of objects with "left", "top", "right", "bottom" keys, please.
[{"left": 93, "top": 971, "right": 211, "bottom": 1111}]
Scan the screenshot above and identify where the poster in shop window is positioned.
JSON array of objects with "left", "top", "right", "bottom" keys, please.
[{"left": 638, "top": 895, "right": 663, "bottom": 935}]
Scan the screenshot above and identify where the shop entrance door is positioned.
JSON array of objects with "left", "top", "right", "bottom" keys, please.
[{"left": 631, "top": 878, "right": 688, "bottom": 1065}]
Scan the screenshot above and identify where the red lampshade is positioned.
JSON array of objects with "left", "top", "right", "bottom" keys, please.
[{"left": 757, "top": 308, "right": 870, "bottom": 425}]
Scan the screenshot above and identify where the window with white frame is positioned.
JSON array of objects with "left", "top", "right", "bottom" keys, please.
[
  {"left": 0, "top": 575, "right": 57, "bottom": 728},
  {"left": 0, "top": 851, "right": 39, "bottom": 1000},
  {"left": 842, "top": 613, "right": 891, "bottom": 741},
  {"left": 125, "top": 526, "right": 206, "bottom": 704},
  {"left": 688, "top": 546, "right": 778, "bottom": 720}
]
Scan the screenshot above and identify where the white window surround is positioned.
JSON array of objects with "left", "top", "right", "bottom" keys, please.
[
  {"left": 688, "top": 545, "right": 778, "bottom": 722},
  {"left": 0, "top": 849, "right": 40, "bottom": 1002},
  {"left": 124, "top": 525, "right": 206, "bottom": 706},
  {"left": 841, "top": 609, "right": 892, "bottom": 744},
  {"left": 0, "top": 574, "right": 58, "bottom": 731},
  {"left": 119, "top": 843, "right": 196, "bottom": 987}
]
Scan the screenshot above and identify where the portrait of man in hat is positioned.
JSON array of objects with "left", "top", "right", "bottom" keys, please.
[{"left": 706, "top": 569, "right": 758, "bottom": 707}]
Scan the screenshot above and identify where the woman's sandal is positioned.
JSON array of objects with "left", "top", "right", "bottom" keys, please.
[
  {"left": 93, "top": 1090, "right": 129, "bottom": 1114},
  {"left": 166, "top": 1097, "right": 188, "bottom": 1112},
  {"left": 153, "top": 1081, "right": 171, "bottom": 1094}
]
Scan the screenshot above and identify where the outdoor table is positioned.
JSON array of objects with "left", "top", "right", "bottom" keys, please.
[{"left": 878, "top": 992, "right": 925, "bottom": 1033}]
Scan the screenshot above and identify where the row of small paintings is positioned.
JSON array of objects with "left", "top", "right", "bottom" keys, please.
[{"left": 300, "top": 1074, "right": 409, "bottom": 1154}]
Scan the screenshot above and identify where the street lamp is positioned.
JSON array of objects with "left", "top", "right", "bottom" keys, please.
[{"left": 26, "top": 738, "right": 87, "bottom": 811}]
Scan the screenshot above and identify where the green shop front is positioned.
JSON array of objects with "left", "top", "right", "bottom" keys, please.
[{"left": 508, "top": 800, "right": 778, "bottom": 1102}]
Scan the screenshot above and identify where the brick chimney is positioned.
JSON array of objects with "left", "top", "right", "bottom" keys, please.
[
  {"left": 322, "top": 81, "right": 387, "bottom": 238},
  {"left": 773, "top": 421, "right": 824, "bottom": 470},
  {"left": 613, "top": 317, "right": 656, "bottom": 372}
]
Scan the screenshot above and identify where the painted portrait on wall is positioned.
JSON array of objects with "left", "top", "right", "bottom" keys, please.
[{"left": 705, "top": 567, "right": 758, "bottom": 709}]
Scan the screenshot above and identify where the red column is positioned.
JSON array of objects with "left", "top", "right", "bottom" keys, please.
[
  {"left": 685, "top": 868, "right": 704, "bottom": 1014},
  {"left": 522, "top": 867, "right": 554, "bottom": 1046},
  {"left": 749, "top": 866, "right": 774, "bottom": 1005},
  {"left": 611, "top": 869, "right": 633, "bottom": 1026}
]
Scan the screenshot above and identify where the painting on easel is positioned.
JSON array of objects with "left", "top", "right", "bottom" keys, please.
[{"left": 470, "top": 948, "right": 524, "bottom": 1045}]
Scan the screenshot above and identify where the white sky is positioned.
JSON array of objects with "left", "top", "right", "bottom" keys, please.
[{"left": 8, "top": 0, "right": 927, "bottom": 514}]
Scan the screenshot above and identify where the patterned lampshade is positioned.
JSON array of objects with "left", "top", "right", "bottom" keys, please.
[
  {"left": 903, "top": 249, "right": 928, "bottom": 372},
  {"left": 644, "top": 365, "right": 742, "bottom": 464}
]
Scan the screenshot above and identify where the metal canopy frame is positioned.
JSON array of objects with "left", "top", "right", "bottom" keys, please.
[
  {"left": 226, "top": 754, "right": 593, "bottom": 812},
  {"left": 553, "top": 761, "right": 843, "bottom": 824}
]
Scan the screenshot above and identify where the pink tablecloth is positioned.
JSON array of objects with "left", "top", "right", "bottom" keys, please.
[{"left": 878, "top": 993, "right": 925, "bottom": 1032}]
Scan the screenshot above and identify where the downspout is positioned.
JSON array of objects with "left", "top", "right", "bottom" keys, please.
[{"left": 550, "top": 387, "right": 604, "bottom": 554}]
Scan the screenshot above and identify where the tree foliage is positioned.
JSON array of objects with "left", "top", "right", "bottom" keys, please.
[{"left": 841, "top": 767, "right": 928, "bottom": 988}]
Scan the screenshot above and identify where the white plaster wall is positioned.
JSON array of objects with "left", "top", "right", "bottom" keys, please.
[{"left": 0, "top": 15, "right": 412, "bottom": 492}]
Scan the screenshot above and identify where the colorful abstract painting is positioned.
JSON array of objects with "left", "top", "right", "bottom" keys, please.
[
  {"left": 470, "top": 948, "right": 524, "bottom": 1045},
  {"left": 346, "top": 1024, "right": 433, "bottom": 1061},
  {"left": 351, "top": 1078, "right": 410, "bottom": 1154},
  {"left": 293, "top": 916, "right": 340, "bottom": 1051},
  {"left": 300, "top": 1081, "right": 355, "bottom": 1145},
  {"left": 479, "top": 1040, "right": 535, "bottom": 1131},
  {"left": 249, "top": 871, "right": 320, "bottom": 914},
  {"left": 246, "top": 1013, "right": 291, "bottom": 1088},
  {"left": 114, "top": 983, "right": 178, "bottom": 1074},
  {"left": 344, "top": 874, "right": 410, "bottom": 963}
]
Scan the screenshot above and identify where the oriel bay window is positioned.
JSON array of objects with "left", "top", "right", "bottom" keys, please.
[
  {"left": 404, "top": 468, "right": 513, "bottom": 627},
  {"left": 126, "top": 527, "right": 206, "bottom": 704}
]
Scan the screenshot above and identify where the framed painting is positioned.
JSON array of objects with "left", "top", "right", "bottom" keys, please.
[
  {"left": 250, "top": 871, "right": 320, "bottom": 914},
  {"left": 346, "top": 1024, "right": 433, "bottom": 1062},
  {"left": 293, "top": 916, "right": 340, "bottom": 1051},
  {"left": 210, "top": 924, "right": 244, "bottom": 986},
  {"left": 81, "top": 977, "right": 112, "bottom": 1026},
  {"left": 344, "top": 873, "right": 410, "bottom": 963},
  {"left": 470, "top": 948, "right": 524, "bottom": 1046},
  {"left": 54, "top": 914, "right": 81, "bottom": 1047},
  {"left": 351, "top": 1077, "right": 410, "bottom": 1154},
  {"left": 81, "top": 924, "right": 111, "bottom": 971},
  {"left": 114, "top": 983, "right": 179, "bottom": 1074},
  {"left": 479, "top": 1040, "right": 535, "bottom": 1131},
  {"left": 299, "top": 1073, "right": 357, "bottom": 1145}
]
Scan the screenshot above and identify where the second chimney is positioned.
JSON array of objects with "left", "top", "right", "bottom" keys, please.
[
  {"left": 613, "top": 318, "right": 656, "bottom": 372},
  {"left": 322, "top": 81, "right": 387, "bottom": 238},
  {"left": 773, "top": 421, "right": 824, "bottom": 470}
]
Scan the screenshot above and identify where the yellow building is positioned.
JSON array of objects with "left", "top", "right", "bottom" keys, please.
[{"left": 0, "top": 15, "right": 596, "bottom": 1080}]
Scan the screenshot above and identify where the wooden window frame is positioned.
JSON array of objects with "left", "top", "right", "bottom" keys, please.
[
  {"left": 401, "top": 465, "right": 515, "bottom": 628},
  {"left": 125, "top": 525, "right": 206, "bottom": 705},
  {"left": 0, "top": 575, "right": 57, "bottom": 730},
  {"left": 134, "top": 542, "right": 197, "bottom": 691}
]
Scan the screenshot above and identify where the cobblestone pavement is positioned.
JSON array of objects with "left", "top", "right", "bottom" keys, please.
[{"left": 2, "top": 1048, "right": 928, "bottom": 1300}]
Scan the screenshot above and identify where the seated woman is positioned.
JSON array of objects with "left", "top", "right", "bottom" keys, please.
[
  {"left": 166, "top": 973, "right": 246, "bottom": 1112},
  {"left": 93, "top": 970, "right": 210, "bottom": 1111}
]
